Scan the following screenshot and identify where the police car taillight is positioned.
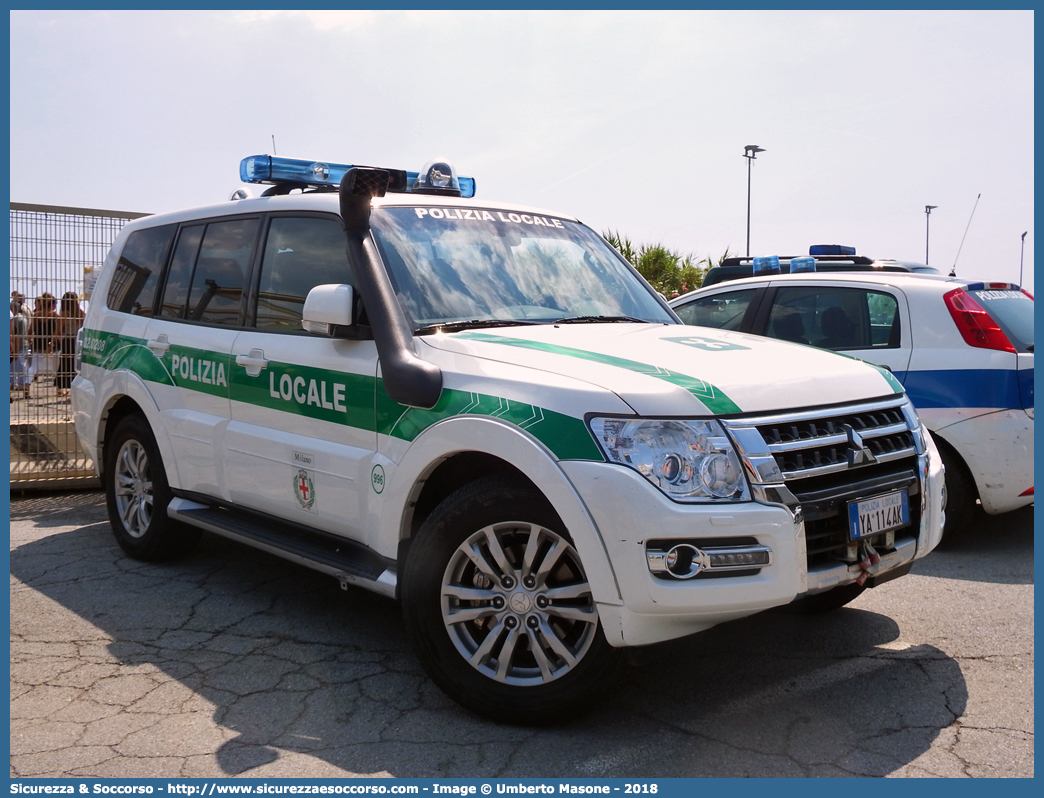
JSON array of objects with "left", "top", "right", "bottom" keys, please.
[
  {"left": 943, "top": 288, "right": 1016, "bottom": 353},
  {"left": 239, "top": 155, "right": 476, "bottom": 198}
]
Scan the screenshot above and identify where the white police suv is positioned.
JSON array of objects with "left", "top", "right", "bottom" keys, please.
[
  {"left": 671, "top": 264, "right": 1033, "bottom": 537},
  {"left": 73, "top": 156, "right": 945, "bottom": 723}
]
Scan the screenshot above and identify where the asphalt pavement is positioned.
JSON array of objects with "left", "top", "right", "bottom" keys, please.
[{"left": 9, "top": 490, "right": 1034, "bottom": 778}]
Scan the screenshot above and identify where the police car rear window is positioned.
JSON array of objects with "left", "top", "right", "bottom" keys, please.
[{"left": 969, "top": 289, "right": 1034, "bottom": 352}]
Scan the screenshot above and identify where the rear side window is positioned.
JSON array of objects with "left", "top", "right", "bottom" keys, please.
[
  {"left": 188, "top": 219, "right": 258, "bottom": 325},
  {"left": 159, "top": 225, "right": 203, "bottom": 319},
  {"left": 967, "top": 289, "right": 1034, "bottom": 352},
  {"left": 254, "top": 216, "right": 354, "bottom": 330},
  {"left": 158, "top": 218, "right": 259, "bottom": 325},
  {"left": 106, "top": 225, "right": 176, "bottom": 316},
  {"left": 768, "top": 287, "right": 900, "bottom": 350},
  {"left": 674, "top": 289, "right": 757, "bottom": 330}
]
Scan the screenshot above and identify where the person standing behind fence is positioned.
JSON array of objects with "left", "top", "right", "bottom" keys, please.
[
  {"left": 54, "top": 291, "right": 85, "bottom": 397},
  {"left": 10, "top": 292, "right": 33, "bottom": 399},
  {"left": 30, "top": 292, "right": 59, "bottom": 384}
]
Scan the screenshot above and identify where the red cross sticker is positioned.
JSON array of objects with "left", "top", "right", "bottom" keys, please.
[{"left": 298, "top": 477, "right": 309, "bottom": 501}]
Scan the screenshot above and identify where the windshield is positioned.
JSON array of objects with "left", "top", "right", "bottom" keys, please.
[{"left": 369, "top": 207, "right": 675, "bottom": 330}]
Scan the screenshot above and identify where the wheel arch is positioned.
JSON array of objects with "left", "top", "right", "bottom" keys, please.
[
  {"left": 380, "top": 416, "right": 622, "bottom": 606},
  {"left": 927, "top": 428, "right": 979, "bottom": 502},
  {"left": 93, "top": 372, "right": 177, "bottom": 490}
]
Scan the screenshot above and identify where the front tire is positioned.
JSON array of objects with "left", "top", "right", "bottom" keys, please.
[
  {"left": 104, "top": 414, "right": 201, "bottom": 561},
  {"left": 401, "top": 476, "right": 618, "bottom": 724}
]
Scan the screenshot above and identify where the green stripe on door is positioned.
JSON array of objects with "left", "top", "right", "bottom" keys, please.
[{"left": 80, "top": 329, "right": 604, "bottom": 461}]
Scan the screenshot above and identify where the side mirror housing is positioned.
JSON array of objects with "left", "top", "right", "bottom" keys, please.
[{"left": 302, "top": 284, "right": 356, "bottom": 338}]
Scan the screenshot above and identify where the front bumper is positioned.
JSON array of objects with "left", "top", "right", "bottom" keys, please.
[{"left": 560, "top": 435, "right": 943, "bottom": 648}]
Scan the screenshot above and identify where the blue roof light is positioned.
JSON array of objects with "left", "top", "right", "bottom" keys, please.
[
  {"left": 790, "top": 257, "right": 816, "bottom": 273},
  {"left": 809, "top": 244, "right": 856, "bottom": 256},
  {"left": 239, "top": 155, "right": 477, "bottom": 199},
  {"left": 753, "top": 255, "right": 781, "bottom": 275}
]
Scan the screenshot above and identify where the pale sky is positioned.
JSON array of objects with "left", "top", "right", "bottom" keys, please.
[{"left": 9, "top": 9, "right": 1035, "bottom": 291}]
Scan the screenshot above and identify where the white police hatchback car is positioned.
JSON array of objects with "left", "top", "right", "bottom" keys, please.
[
  {"left": 672, "top": 268, "right": 1033, "bottom": 537},
  {"left": 73, "top": 156, "right": 945, "bottom": 723}
]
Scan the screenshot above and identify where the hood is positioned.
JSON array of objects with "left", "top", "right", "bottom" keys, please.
[{"left": 420, "top": 324, "right": 903, "bottom": 417}]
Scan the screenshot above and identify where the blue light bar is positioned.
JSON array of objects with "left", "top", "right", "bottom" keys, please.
[
  {"left": 790, "top": 257, "right": 816, "bottom": 273},
  {"left": 809, "top": 244, "right": 856, "bottom": 256},
  {"left": 753, "top": 255, "right": 781, "bottom": 275},
  {"left": 239, "top": 155, "right": 477, "bottom": 199}
]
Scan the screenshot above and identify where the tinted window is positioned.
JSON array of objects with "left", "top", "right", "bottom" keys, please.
[
  {"left": 968, "top": 289, "right": 1033, "bottom": 352},
  {"left": 674, "top": 289, "right": 756, "bottom": 330},
  {"left": 254, "top": 216, "right": 354, "bottom": 330},
  {"left": 106, "top": 225, "right": 176, "bottom": 316},
  {"left": 159, "top": 225, "right": 203, "bottom": 319},
  {"left": 188, "top": 219, "right": 258, "bottom": 325},
  {"left": 768, "top": 287, "right": 899, "bottom": 350}
]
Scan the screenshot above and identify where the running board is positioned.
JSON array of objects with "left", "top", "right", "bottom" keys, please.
[{"left": 167, "top": 497, "right": 398, "bottom": 599}]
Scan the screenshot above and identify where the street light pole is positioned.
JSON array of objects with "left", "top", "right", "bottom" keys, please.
[
  {"left": 744, "top": 145, "right": 765, "bottom": 257},
  {"left": 1020, "top": 231, "right": 1028, "bottom": 287},
  {"left": 925, "top": 205, "right": 937, "bottom": 265}
]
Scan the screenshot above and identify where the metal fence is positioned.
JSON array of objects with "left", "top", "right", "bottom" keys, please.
[{"left": 10, "top": 202, "right": 149, "bottom": 489}]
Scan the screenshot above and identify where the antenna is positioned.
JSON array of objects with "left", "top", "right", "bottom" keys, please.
[
  {"left": 950, "top": 193, "right": 981, "bottom": 277},
  {"left": 271, "top": 135, "right": 277, "bottom": 155}
]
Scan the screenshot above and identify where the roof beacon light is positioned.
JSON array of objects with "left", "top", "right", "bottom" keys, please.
[
  {"left": 790, "top": 256, "right": 816, "bottom": 273},
  {"left": 411, "top": 159, "right": 462, "bottom": 197},
  {"left": 753, "top": 255, "right": 781, "bottom": 276},
  {"left": 239, "top": 155, "right": 476, "bottom": 198},
  {"left": 809, "top": 244, "right": 856, "bottom": 257}
]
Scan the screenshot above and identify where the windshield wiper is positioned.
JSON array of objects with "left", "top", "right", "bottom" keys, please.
[
  {"left": 414, "top": 319, "right": 540, "bottom": 335},
  {"left": 551, "top": 315, "right": 649, "bottom": 324}
]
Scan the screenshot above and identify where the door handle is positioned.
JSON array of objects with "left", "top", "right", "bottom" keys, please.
[
  {"left": 235, "top": 348, "right": 269, "bottom": 377},
  {"left": 146, "top": 334, "right": 170, "bottom": 356}
]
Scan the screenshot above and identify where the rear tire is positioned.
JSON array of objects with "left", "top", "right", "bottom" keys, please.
[
  {"left": 933, "top": 433, "right": 980, "bottom": 541},
  {"left": 104, "top": 414, "right": 201, "bottom": 561},
  {"left": 401, "top": 475, "right": 618, "bottom": 725}
]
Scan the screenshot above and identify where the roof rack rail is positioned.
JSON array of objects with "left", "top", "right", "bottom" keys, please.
[{"left": 721, "top": 255, "right": 874, "bottom": 267}]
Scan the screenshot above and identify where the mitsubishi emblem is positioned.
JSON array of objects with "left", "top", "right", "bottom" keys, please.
[{"left": 843, "top": 424, "right": 878, "bottom": 467}]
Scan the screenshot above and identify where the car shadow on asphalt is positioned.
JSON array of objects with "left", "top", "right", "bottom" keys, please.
[
  {"left": 11, "top": 501, "right": 969, "bottom": 778},
  {"left": 915, "top": 505, "right": 1034, "bottom": 585}
]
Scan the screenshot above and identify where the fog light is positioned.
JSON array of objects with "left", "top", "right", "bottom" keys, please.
[{"left": 662, "top": 544, "right": 709, "bottom": 579}]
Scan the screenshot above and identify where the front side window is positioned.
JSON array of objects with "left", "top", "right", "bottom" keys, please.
[
  {"left": 674, "top": 289, "right": 757, "bottom": 330},
  {"left": 106, "top": 224, "right": 176, "bottom": 316},
  {"left": 254, "top": 216, "right": 354, "bottom": 330},
  {"left": 768, "top": 286, "right": 900, "bottom": 350},
  {"left": 369, "top": 207, "right": 673, "bottom": 329}
]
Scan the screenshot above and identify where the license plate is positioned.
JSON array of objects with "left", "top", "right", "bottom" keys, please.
[{"left": 848, "top": 490, "right": 909, "bottom": 540}]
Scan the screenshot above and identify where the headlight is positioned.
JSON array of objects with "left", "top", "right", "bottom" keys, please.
[{"left": 588, "top": 417, "right": 750, "bottom": 502}]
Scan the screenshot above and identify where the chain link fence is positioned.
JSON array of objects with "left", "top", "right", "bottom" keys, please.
[{"left": 10, "top": 203, "right": 149, "bottom": 489}]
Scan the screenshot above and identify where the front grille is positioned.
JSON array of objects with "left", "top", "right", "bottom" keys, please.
[
  {"left": 754, "top": 401, "right": 916, "bottom": 479},
  {"left": 729, "top": 396, "right": 922, "bottom": 569}
]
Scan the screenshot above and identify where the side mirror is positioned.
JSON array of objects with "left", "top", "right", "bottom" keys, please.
[{"left": 302, "top": 284, "right": 354, "bottom": 337}]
